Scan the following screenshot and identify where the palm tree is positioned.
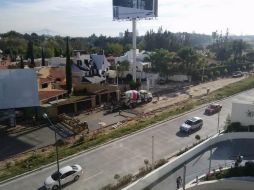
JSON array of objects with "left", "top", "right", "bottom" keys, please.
[{"left": 65, "top": 37, "right": 72, "bottom": 94}]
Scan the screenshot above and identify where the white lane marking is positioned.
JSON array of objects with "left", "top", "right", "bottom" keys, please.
[{"left": 83, "top": 171, "right": 103, "bottom": 182}]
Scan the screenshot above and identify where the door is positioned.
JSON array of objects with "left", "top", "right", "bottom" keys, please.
[{"left": 61, "top": 171, "right": 76, "bottom": 184}]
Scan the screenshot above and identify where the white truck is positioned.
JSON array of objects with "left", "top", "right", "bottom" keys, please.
[{"left": 123, "top": 90, "right": 153, "bottom": 108}]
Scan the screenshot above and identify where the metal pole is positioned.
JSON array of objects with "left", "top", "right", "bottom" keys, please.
[
  {"left": 217, "top": 111, "right": 220, "bottom": 133},
  {"left": 44, "top": 114, "right": 61, "bottom": 190},
  {"left": 152, "top": 136, "right": 154, "bottom": 170},
  {"left": 132, "top": 18, "right": 137, "bottom": 82},
  {"left": 208, "top": 148, "right": 212, "bottom": 174},
  {"left": 183, "top": 165, "right": 186, "bottom": 190}
]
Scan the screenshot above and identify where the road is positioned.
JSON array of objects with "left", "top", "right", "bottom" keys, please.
[
  {"left": 151, "top": 139, "right": 254, "bottom": 190},
  {"left": 1, "top": 89, "right": 254, "bottom": 190}
]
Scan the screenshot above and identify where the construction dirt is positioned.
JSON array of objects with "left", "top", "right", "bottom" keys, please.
[{"left": 134, "top": 76, "right": 247, "bottom": 114}]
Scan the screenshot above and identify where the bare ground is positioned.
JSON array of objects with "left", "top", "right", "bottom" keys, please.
[{"left": 134, "top": 77, "right": 246, "bottom": 114}]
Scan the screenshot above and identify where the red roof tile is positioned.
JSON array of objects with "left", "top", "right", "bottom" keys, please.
[
  {"left": 49, "top": 67, "right": 66, "bottom": 80},
  {"left": 38, "top": 90, "right": 67, "bottom": 101}
]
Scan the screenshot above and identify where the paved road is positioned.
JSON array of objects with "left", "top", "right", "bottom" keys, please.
[
  {"left": 151, "top": 139, "right": 254, "bottom": 190},
  {"left": 1, "top": 89, "right": 254, "bottom": 190}
]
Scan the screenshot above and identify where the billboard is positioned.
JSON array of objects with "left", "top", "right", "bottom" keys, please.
[
  {"left": 0, "top": 69, "right": 39, "bottom": 109},
  {"left": 113, "top": 0, "right": 158, "bottom": 20}
]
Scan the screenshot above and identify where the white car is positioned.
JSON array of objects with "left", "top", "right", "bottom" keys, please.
[
  {"left": 180, "top": 117, "right": 203, "bottom": 134},
  {"left": 44, "top": 165, "right": 83, "bottom": 190}
]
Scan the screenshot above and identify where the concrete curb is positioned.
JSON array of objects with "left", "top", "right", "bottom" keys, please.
[{"left": 1, "top": 87, "right": 253, "bottom": 185}]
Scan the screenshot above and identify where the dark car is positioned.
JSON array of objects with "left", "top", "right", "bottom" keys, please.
[
  {"left": 232, "top": 71, "right": 243, "bottom": 78},
  {"left": 205, "top": 103, "right": 222, "bottom": 115}
]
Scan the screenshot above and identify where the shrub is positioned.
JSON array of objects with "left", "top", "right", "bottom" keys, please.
[
  {"left": 99, "top": 183, "right": 115, "bottom": 190},
  {"left": 215, "top": 70, "right": 220, "bottom": 77},
  {"left": 114, "top": 174, "right": 120, "bottom": 181},
  {"left": 55, "top": 139, "right": 67, "bottom": 146},
  {"left": 137, "top": 167, "right": 149, "bottom": 178},
  {"left": 227, "top": 122, "right": 242, "bottom": 132},
  {"left": 117, "top": 174, "right": 133, "bottom": 188},
  {"left": 223, "top": 68, "right": 228, "bottom": 75},
  {"left": 154, "top": 159, "right": 167, "bottom": 168},
  {"left": 74, "top": 135, "right": 85, "bottom": 145},
  {"left": 195, "top": 134, "right": 201, "bottom": 141}
]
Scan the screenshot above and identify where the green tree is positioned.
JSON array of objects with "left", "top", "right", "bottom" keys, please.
[
  {"left": 232, "top": 39, "right": 247, "bottom": 62},
  {"left": 148, "top": 49, "right": 174, "bottom": 78},
  {"left": 20, "top": 56, "right": 24, "bottom": 69},
  {"left": 117, "top": 60, "right": 130, "bottom": 83},
  {"left": 65, "top": 37, "right": 72, "bottom": 94},
  {"left": 26, "top": 40, "right": 35, "bottom": 68},
  {"left": 41, "top": 48, "right": 45, "bottom": 66},
  {"left": 105, "top": 43, "right": 123, "bottom": 56}
]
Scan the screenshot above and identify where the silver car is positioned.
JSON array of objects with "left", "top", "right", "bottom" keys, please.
[
  {"left": 44, "top": 165, "right": 83, "bottom": 190},
  {"left": 180, "top": 117, "right": 203, "bottom": 134}
]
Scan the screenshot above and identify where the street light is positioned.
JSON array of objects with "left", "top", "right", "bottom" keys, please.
[{"left": 43, "top": 113, "right": 61, "bottom": 190}]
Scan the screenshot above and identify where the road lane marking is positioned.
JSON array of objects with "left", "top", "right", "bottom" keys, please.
[{"left": 83, "top": 171, "right": 103, "bottom": 182}]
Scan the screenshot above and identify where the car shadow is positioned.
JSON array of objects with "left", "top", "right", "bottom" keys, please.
[
  {"left": 176, "top": 131, "right": 189, "bottom": 137},
  {"left": 37, "top": 186, "right": 46, "bottom": 190},
  {"left": 38, "top": 180, "right": 77, "bottom": 190}
]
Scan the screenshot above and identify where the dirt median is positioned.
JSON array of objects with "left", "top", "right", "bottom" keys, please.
[{"left": 134, "top": 76, "right": 246, "bottom": 114}]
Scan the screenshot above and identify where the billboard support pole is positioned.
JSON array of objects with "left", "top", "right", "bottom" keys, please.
[{"left": 132, "top": 18, "right": 137, "bottom": 82}]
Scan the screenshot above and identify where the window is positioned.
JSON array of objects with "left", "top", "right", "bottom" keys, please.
[
  {"left": 51, "top": 171, "right": 61, "bottom": 180},
  {"left": 41, "top": 83, "right": 48, "bottom": 88}
]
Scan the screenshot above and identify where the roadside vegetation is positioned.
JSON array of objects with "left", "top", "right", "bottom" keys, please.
[
  {"left": 204, "top": 161, "right": 254, "bottom": 181},
  {"left": 1, "top": 75, "right": 254, "bottom": 182}
]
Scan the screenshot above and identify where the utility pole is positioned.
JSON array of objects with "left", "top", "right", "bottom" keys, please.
[
  {"left": 43, "top": 113, "right": 61, "bottom": 190},
  {"left": 183, "top": 165, "right": 186, "bottom": 190},
  {"left": 132, "top": 18, "right": 137, "bottom": 82},
  {"left": 152, "top": 135, "right": 154, "bottom": 170},
  {"left": 208, "top": 148, "right": 212, "bottom": 174},
  {"left": 217, "top": 111, "right": 220, "bottom": 133}
]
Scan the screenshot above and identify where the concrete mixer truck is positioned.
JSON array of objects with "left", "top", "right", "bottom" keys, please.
[{"left": 123, "top": 90, "right": 153, "bottom": 108}]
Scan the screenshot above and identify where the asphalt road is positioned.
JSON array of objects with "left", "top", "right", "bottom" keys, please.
[
  {"left": 1, "top": 89, "right": 254, "bottom": 190},
  {"left": 151, "top": 139, "right": 254, "bottom": 190}
]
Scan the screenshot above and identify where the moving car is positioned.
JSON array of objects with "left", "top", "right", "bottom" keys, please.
[
  {"left": 180, "top": 117, "right": 203, "bottom": 134},
  {"left": 204, "top": 103, "right": 222, "bottom": 115},
  {"left": 44, "top": 165, "right": 83, "bottom": 190},
  {"left": 232, "top": 71, "right": 243, "bottom": 78}
]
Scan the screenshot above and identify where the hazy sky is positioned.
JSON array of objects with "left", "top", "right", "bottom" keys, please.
[{"left": 0, "top": 0, "right": 253, "bottom": 37}]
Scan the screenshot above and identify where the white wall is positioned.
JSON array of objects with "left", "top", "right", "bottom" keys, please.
[
  {"left": 231, "top": 102, "right": 254, "bottom": 126},
  {"left": 123, "top": 132, "right": 254, "bottom": 190},
  {"left": 48, "top": 57, "right": 66, "bottom": 67},
  {"left": 168, "top": 74, "right": 189, "bottom": 82}
]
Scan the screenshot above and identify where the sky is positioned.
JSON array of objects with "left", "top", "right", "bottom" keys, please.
[{"left": 0, "top": 0, "right": 254, "bottom": 37}]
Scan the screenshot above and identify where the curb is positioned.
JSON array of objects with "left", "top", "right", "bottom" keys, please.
[{"left": 1, "top": 87, "right": 253, "bottom": 185}]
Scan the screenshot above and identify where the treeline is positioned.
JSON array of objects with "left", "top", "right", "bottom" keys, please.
[{"left": 0, "top": 29, "right": 213, "bottom": 60}]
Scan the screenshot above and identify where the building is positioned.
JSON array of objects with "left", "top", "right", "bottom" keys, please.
[
  {"left": 115, "top": 49, "right": 151, "bottom": 80},
  {"left": 72, "top": 50, "right": 111, "bottom": 83}
]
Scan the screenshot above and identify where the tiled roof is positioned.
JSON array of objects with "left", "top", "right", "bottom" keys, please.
[
  {"left": 38, "top": 90, "right": 67, "bottom": 101},
  {"left": 49, "top": 67, "right": 66, "bottom": 80}
]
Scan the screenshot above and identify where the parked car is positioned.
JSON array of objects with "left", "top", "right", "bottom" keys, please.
[
  {"left": 232, "top": 71, "right": 243, "bottom": 78},
  {"left": 204, "top": 103, "right": 222, "bottom": 115},
  {"left": 180, "top": 117, "right": 203, "bottom": 134},
  {"left": 44, "top": 165, "right": 83, "bottom": 190}
]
